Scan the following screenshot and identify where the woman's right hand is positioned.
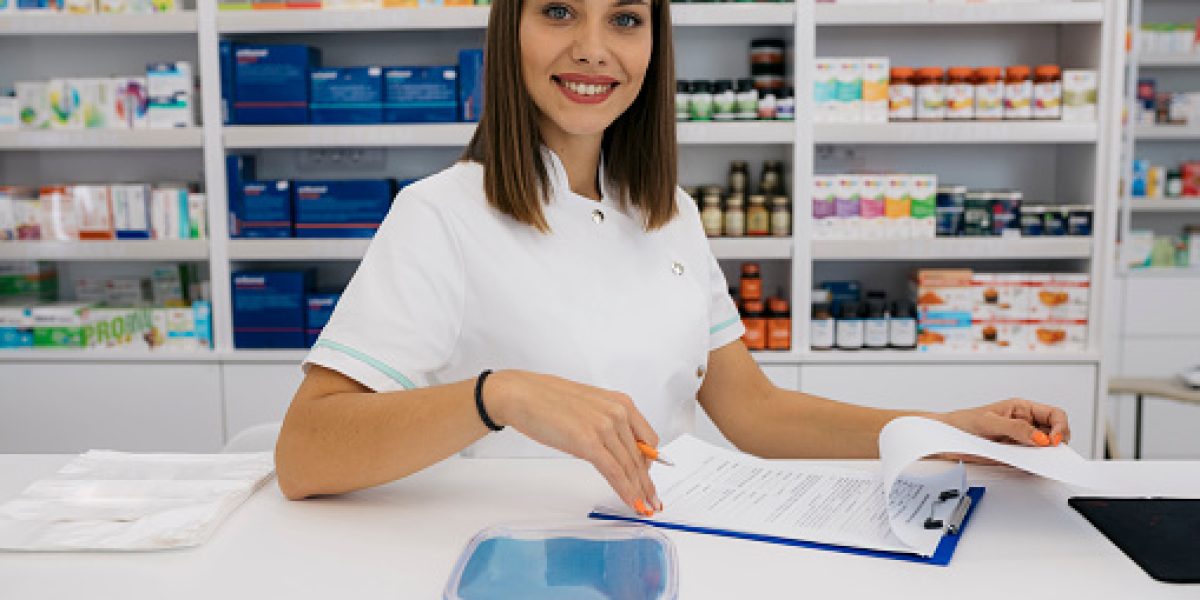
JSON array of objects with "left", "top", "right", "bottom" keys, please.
[{"left": 484, "top": 370, "right": 661, "bottom": 516}]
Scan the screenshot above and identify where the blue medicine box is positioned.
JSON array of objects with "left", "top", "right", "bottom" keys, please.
[
  {"left": 310, "top": 67, "right": 384, "bottom": 124},
  {"left": 233, "top": 44, "right": 321, "bottom": 124},
  {"left": 225, "top": 154, "right": 257, "bottom": 238},
  {"left": 293, "top": 179, "right": 394, "bottom": 238},
  {"left": 232, "top": 271, "right": 312, "bottom": 349},
  {"left": 237, "top": 180, "right": 293, "bottom": 238},
  {"left": 305, "top": 292, "right": 340, "bottom": 347},
  {"left": 458, "top": 49, "right": 484, "bottom": 122},
  {"left": 383, "top": 67, "right": 458, "bottom": 123}
]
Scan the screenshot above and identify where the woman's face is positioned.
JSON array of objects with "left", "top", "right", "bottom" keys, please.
[{"left": 520, "top": 0, "right": 654, "bottom": 140}]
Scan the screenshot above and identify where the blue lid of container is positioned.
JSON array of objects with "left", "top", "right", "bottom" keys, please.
[{"left": 444, "top": 522, "right": 678, "bottom": 600}]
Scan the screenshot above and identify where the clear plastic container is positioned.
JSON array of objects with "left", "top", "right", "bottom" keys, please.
[{"left": 444, "top": 522, "right": 679, "bottom": 600}]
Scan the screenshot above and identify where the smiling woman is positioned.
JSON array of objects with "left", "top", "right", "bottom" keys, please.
[{"left": 461, "top": 0, "right": 678, "bottom": 231}]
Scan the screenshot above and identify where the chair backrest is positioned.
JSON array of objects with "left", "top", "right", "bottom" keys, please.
[{"left": 223, "top": 422, "right": 283, "bottom": 453}]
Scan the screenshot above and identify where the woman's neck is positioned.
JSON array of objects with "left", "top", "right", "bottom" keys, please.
[{"left": 540, "top": 123, "right": 604, "bottom": 202}]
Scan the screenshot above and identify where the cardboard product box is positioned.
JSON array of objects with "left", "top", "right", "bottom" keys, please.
[
  {"left": 187, "top": 192, "right": 207, "bottom": 240},
  {"left": 1061, "top": 69, "right": 1097, "bottom": 122},
  {"left": 152, "top": 306, "right": 208, "bottom": 350},
  {"left": 39, "top": 186, "right": 78, "bottom": 241},
  {"left": 969, "top": 319, "right": 1029, "bottom": 352},
  {"left": 0, "top": 262, "right": 57, "bottom": 301},
  {"left": 234, "top": 44, "right": 321, "bottom": 124},
  {"left": 74, "top": 277, "right": 109, "bottom": 304},
  {"left": 916, "top": 310, "right": 972, "bottom": 353},
  {"left": 74, "top": 185, "right": 114, "bottom": 240},
  {"left": 99, "top": 0, "right": 129, "bottom": 12},
  {"left": 75, "top": 78, "right": 118, "bottom": 129},
  {"left": 0, "top": 96, "right": 18, "bottom": 130},
  {"left": 16, "top": 0, "right": 56, "bottom": 10},
  {"left": 310, "top": 67, "right": 384, "bottom": 124},
  {"left": 30, "top": 302, "right": 93, "bottom": 348},
  {"left": 104, "top": 278, "right": 150, "bottom": 306},
  {"left": 812, "top": 58, "right": 838, "bottom": 124},
  {"left": 192, "top": 300, "right": 212, "bottom": 349},
  {"left": 305, "top": 292, "right": 340, "bottom": 346},
  {"left": 150, "top": 186, "right": 190, "bottom": 240},
  {"left": 225, "top": 154, "right": 257, "bottom": 237},
  {"left": 62, "top": 0, "right": 96, "bottom": 13},
  {"left": 46, "top": 79, "right": 83, "bottom": 130},
  {"left": 834, "top": 58, "right": 864, "bottom": 123},
  {"left": 16, "top": 81, "right": 49, "bottom": 130},
  {"left": 150, "top": 266, "right": 187, "bottom": 307},
  {"left": 383, "top": 66, "right": 457, "bottom": 123},
  {"left": 293, "top": 179, "right": 393, "bottom": 238},
  {"left": 111, "top": 184, "right": 152, "bottom": 239},
  {"left": 1028, "top": 273, "right": 1090, "bottom": 321},
  {"left": 112, "top": 77, "right": 149, "bottom": 129},
  {"left": 458, "top": 49, "right": 484, "bottom": 122},
  {"left": 861, "top": 57, "right": 890, "bottom": 124},
  {"left": 0, "top": 303, "right": 33, "bottom": 349},
  {"left": 324, "top": 0, "right": 384, "bottom": 8},
  {"left": 147, "top": 62, "right": 195, "bottom": 128},
  {"left": 128, "top": 0, "right": 177, "bottom": 11},
  {"left": 911, "top": 268, "right": 972, "bottom": 311},
  {"left": 82, "top": 307, "right": 156, "bottom": 350},
  {"left": 238, "top": 180, "right": 293, "bottom": 238},
  {"left": 252, "top": 0, "right": 285, "bottom": 9},
  {"left": 232, "top": 271, "right": 312, "bottom": 348},
  {"left": 0, "top": 186, "right": 35, "bottom": 240},
  {"left": 1029, "top": 319, "right": 1088, "bottom": 352},
  {"left": 218, "top": 0, "right": 253, "bottom": 10}
]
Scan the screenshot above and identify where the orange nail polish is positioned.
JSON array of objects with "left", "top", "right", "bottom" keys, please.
[
  {"left": 1051, "top": 433, "right": 1063, "bottom": 446},
  {"left": 1032, "top": 431, "right": 1050, "bottom": 447},
  {"left": 634, "top": 499, "right": 647, "bottom": 514}
]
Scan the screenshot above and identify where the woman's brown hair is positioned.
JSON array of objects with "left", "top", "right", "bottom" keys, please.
[{"left": 461, "top": 0, "right": 678, "bottom": 232}]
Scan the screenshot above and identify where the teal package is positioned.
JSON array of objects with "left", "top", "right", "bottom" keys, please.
[
  {"left": 0, "top": 328, "right": 32, "bottom": 349},
  {"left": 310, "top": 67, "right": 384, "bottom": 124}
]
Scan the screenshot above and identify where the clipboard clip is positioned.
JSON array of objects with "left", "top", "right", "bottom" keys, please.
[{"left": 923, "top": 488, "right": 973, "bottom": 535}]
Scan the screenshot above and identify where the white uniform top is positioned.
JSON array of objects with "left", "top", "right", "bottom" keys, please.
[{"left": 303, "top": 149, "right": 746, "bottom": 457}]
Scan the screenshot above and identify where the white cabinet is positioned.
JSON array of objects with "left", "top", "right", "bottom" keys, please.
[
  {"left": 0, "top": 363, "right": 223, "bottom": 453},
  {"left": 799, "top": 364, "right": 1097, "bottom": 456},
  {"left": 221, "top": 363, "right": 305, "bottom": 442}
]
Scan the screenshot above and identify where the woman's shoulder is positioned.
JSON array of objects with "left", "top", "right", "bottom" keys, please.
[{"left": 394, "top": 160, "right": 486, "bottom": 214}]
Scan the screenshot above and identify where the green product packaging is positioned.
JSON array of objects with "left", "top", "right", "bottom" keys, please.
[{"left": 908, "top": 175, "right": 938, "bottom": 219}]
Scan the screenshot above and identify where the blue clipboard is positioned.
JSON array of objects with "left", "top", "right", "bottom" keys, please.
[{"left": 589, "top": 486, "right": 985, "bottom": 567}]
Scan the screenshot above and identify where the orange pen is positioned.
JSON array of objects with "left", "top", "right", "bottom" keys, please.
[{"left": 636, "top": 441, "right": 675, "bottom": 467}]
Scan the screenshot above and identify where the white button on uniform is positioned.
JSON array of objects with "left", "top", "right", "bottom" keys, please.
[
  {"left": 591, "top": 209, "right": 605, "bottom": 224},
  {"left": 672, "top": 262, "right": 684, "bottom": 276}
]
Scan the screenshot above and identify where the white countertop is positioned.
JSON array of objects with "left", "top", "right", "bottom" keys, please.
[{"left": 1, "top": 455, "right": 1198, "bottom": 599}]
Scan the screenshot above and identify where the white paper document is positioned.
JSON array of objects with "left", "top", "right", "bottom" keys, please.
[
  {"left": 0, "top": 450, "right": 275, "bottom": 552},
  {"left": 594, "top": 417, "right": 1105, "bottom": 558}
]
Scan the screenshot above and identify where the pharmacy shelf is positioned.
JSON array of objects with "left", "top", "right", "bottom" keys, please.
[
  {"left": 215, "top": 4, "right": 795, "bottom": 32},
  {"left": 798, "top": 350, "right": 1101, "bottom": 364},
  {"left": 1137, "top": 55, "right": 1200, "bottom": 68},
  {"left": 0, "top": 240, "right": 208, "bottom": 261},
  {"left": 811, "top": 237, "right": 1093, "bottom": 261},
  {"left": 814, "top": 1, "right": 1103, "bottom": 26},
  {"left": 229, "top": 237, "right": 793, "bottom": 261},
  {"left": 0, "top": 129, "right": 203, "bottom": 150},
  {"left": 216, "top": 6, "right": 490, "bottom": 33},
  {"left": 1128, "top": 198, "right": 1200, "bottom": 211},
  {"left": 1121, "top": 267, "right": 1200, "bottom": 279},
  {"left": 814, "top": 121, "right": 1099, "bottom": 145},
  {"left": 677, "top": 121, "right": 794, "bottom": 145},
  {"left": 228, "top": 238, "right": 371, "bottom": 261},
  {"left": 223, "top": 122, "right": 795, "bottom": 148},
  {"left": 223, "top": 124, "right": 475, "bottom": 149},
  {"left": 708, "top": 237, "right": 792, "bottom": 260},
  {"left": 0, "top": 12, "right": 197, "bottom": 35},
  {"left": 1135, "top": 124, "right": 1200, "bottom": 141},
  {"left": 0, "top": 350, "right": 219, "bottom": 363}
]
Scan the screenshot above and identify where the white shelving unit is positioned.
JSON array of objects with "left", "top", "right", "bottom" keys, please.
[
  {"left": 811, "top": 238, "right": 1093, "bottom": 261},
  {"left": 1134, "top": 124, "right": 1200, "bottom": 140},
  {"left": 1138, "top": 55, "right": 1200, "bottom": 67},
  {"left": 0, "top": 11, "right": 197, "bottom": 35},
  {"left": 0, "top": 2, "right": 1128, "bottom": 458},
  {"left": 1128, "top": 197, "right": 1200, "bottom": 211},
  {"left": 0, "top": 129, "right": 204, "bottom": 150},
  {"left": 0, "top": 241, "right": 208, "bottom": 261}
]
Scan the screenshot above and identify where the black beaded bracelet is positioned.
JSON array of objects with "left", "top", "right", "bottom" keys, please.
[{"left": 474, "top": 369, "right": 504, "bottom": 432}]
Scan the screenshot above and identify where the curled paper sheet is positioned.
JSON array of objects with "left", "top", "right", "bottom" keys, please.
[{"left": 879, "top": 417, "right": 1105, "bottom": 556}]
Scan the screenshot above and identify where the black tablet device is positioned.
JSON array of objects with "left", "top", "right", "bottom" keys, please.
[{"left": 1069, "top": 497, "right": 1200, "bottom": 584}]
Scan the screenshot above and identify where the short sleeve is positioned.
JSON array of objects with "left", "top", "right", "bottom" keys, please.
[
  {"left": 303, "top": 189, "right": 464, "bottom": 392},
  {"left": 706, "top": 245, "right": 745, "bottom": 352}
]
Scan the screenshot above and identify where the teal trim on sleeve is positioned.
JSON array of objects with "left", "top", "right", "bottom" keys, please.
[
  {"left": 709, "top": 316, "right": 740, "bottom": 335},
  {"left": 313, "top": 339, "right": 418, "bottom": 390}
]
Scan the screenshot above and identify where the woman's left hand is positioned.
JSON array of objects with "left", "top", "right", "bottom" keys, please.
[{"left": 936, "top": 398, "right": 1071, "bottom": 448}]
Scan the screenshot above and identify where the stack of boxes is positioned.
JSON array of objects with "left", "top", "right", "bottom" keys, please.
[
  {"left": 1, "top": 0, "right": 182, "bottom": 13},
  {"left": 231, "top": 270, "right": 340, "bottom": 348},
  {"left": 913, "top": 269, "right": 1090, "bottom": 353},
  {"left": 0, "top": 184, "right": 206, "bottom": 241},
  {"left": 222, "top": 42, "right": 483, "bottom": 125},
  {"left": 0, "top": 263, "right": 212, "bottom": 351},
  {"left": 811, "top": 174, "right": 937, "bottom": 240},
  {"left": 225, "top": 155, "right": 405, "bottom": 239},
  {"left": 813, "top": 57, "right": 890, "bottom": 124},
  {"left": 4, "top": 62, "right": 194, "bottom": 132}
]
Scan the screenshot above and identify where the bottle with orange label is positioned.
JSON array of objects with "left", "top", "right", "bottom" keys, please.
[
  {"left": 1033, "top": 64, "right": 1062, "bottom": 120},
  {"left": 766, "top": 296, "right": 791, "bottom": 351},
  {"left": 1004, "top": 65, "right": 1033, "bottom": 120},
  {"left": 740, "top": 262, "right": 762, "bottom": 301},
  {"left": 945, "top": 66, "right": 975, "bottom": 120},
  {"left": 741, "top": 298, "right": 767, "bottom": 351},
  {"left": 974, "top": 66, "right": 1004, "bottom": 120}
]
